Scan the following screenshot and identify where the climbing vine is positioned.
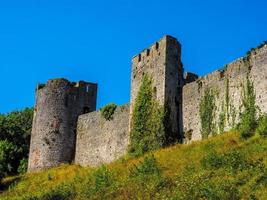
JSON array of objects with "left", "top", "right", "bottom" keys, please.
[
  {"left": 218, "top": 103, "right": 226, "bottom": 134},
  {"left": 199, "top": 88, "right": 216, "bottom": 139},
  {"left": 225, "top": 78, "right": 230, "bottom": 121},
  {"left": 230, "top": 104, "right": 236, "bottom": 127},
  {"left": 238, "top": 76, "right": 257, "bottom": 139},
  {"left": 128, "top": 74, "right": 166, "bottom": 157}
]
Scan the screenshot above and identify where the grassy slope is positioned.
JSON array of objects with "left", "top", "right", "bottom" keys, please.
[{"left": 1, "top": 131, "right": 267, "bottom": 200}]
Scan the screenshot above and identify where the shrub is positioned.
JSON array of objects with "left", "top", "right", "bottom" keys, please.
[
  {"left": 174, "top": 171, "right": 240, "bottom": 200},
  {"left": 129, "top": 74, "right": 166, "bottom": 156},
  {"left": 0, "top": 140, "right": 17, "bottom": 177},
  {"left": 201, "top": 150, "right": 248, "bottom": 171},
  {"left": 129, "top": 154, "right": 167, "bottom": 197},
  {"left": 17, "top": 158, "right": 28, "bottom": 174},
  {"left": 93, "top": 166, "right": 115, "bottom": 193},
  {"left": 77, "top": 166, "right": 117, "bottom": 199},
  {"left": 201, "top": 151, "right": 224, "bottom": 169},
  {"left": 130, "top": 154, "right": 161, "bottom": 177},
  {"left": 0, "top": 108, "right": 33, "bottom": 176},
  {"left": 256, "top": 114, "right": 267, "bottom": 137},
  {"left": 100, "top": 103, "right": 117, "bottom": 120},
  {"left": 24, "top": 183, "right": 75, "bottom": 200}
]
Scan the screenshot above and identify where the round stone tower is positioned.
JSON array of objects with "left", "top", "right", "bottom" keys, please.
[{"left": 28, "top": 78, "right": 97, "bottom": 172}]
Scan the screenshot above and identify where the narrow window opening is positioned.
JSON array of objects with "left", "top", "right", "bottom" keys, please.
[
  {"left": 146, "top": 49, "right": 150, "bottom": 56},
  {"left": 153, "top": 87, "right": 157, "bottom": 98},
  {"left": 138, "top": 54, "right": 141, "bottom": 62},
  {"left": 155, "top": 42, "right": 159, "bottom": 50},
  {"left": 86, "top": 85, "right": 90, "bottom": 92}
]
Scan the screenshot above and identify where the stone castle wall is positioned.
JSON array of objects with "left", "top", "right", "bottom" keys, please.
[
  {"left": 183, "top": 44, "right": 267, "bottom": 142},
  {"left": 28, "top": 78, "right": 97, "bottom": 172},
  {"left": 28, "top": 36, "right": 267, "bottom": 171},
  {"left": 75, "top": 105, "right": 129, "bottom": 167}
]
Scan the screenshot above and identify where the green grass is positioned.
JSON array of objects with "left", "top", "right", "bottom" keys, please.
[{"left": 1, "top": 131, "right": 267, "bottom": 199}]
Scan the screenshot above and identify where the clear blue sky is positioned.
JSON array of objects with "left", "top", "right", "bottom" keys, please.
[{"left": 1, "top": 0, "right": 267, "bottom": 113}]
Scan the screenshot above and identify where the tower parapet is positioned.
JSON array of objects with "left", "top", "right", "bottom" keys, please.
[{"left": 28, "top": 78, "right": 97, "bottom": 172}]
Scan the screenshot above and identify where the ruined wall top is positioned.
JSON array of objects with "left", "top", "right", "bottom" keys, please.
[
  {"left": 36, "top": 78, "right": 97, "bottom": 91},
  {"left": 132, "top": 35, "right": 181, "bottom": 64}
]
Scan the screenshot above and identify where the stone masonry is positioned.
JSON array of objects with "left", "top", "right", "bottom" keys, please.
[
  {"left": 130, "top": 35, "right": 184, "bottom": 140},
  {"left": 28, "top": 35, "right": 267, "bottom": 171},
  {"left": 75, "top": 105, "right": 129, "bottom": 167},
  {"left": 183, "top": 45, "right": 267, "bottom": 142},
  {"left": 28, "top": 78, "right": 97, "bottom": 172}
]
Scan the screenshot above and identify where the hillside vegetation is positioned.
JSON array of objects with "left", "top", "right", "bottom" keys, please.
[
  {"left": 0, "top": 131, "right": 267, "bottom": 200},
  {"left": 0, "top": 108, "right": 33, "bottom": 179}
]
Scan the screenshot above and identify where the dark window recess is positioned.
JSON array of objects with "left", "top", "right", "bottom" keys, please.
[
  {"left": 155, "top": 42, "right": 159, "bottom": 50},
  {"left": 146, "top": 49, "right": 150, "bottom": 56},
  {"left": 219, "top": 70, "right": 225, "bottom": 79},
  {"left": 86, "top": 85, "right": 90, "bottom": 92},
  {"left": 83, "top": 107, "right": 90, "bottom": 114},
  {"left": 153, "top": 87, "right": 157, "bottom": 98},
  {"left": 138, "top": 54, "right": 141, "bottom": 62}
]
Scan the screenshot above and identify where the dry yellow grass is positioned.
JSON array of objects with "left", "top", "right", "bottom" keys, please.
[{"left": 1, "top": 131, "right": 266, "bottom": 199}]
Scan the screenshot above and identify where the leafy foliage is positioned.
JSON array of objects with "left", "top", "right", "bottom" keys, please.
[
  {"left": 0, "top": 108, "right": 33, "bottom": 177},
  {"left": 256, "top": 114, "right": 267, "bottom": 137},
  {"left": 129, "top": 74, "right": 166, "bottom": 156},
  {"left": 199, "top": 88, "right": 216, "bottom": 139},
  {"left": 128, "top": 154, "right": 168, "bottom": 198},
  {"left": 201, "top": 149, "right": 256, "bottom": 171},
  {"left": 238, "top": 77, "right": 257, "bottom": 139},
  {"left": 225, "top": 78, "right": 230, "bottom": 120},
  {"left": 0, "top": 140, "right": 17, "bottom": 177},
  {"left": 130, "top": 154, "right": 161, "bottom": 177},
  {"left": 100, "top": 103, "right": 117, "bottom": 120},
  {"left": 92, "top": 166, "right": 115, "bottom": 193},
  {"left": 218, "top": 104, "right": 226, "bottom": 134},
  {"left": 17, "top": 158, "right": 28, "bottom": 174}
]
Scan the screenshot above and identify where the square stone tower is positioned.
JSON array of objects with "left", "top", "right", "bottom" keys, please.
[{"left": 130, "top": 35, "right": 184, "bottom": 141}]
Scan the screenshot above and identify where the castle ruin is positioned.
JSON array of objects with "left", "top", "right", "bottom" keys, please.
[{"left": 28, "top": 35, "right": 267, "bottom": 172}]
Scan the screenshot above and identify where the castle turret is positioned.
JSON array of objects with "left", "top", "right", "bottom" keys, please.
[
  {"left": 130, "top": 35, "right": 184, "bottom": 141},
  {"left": 28, "top": 78, "right": 97, "bottom": 172}
]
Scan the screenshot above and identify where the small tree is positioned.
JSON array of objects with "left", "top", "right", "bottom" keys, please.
[
  {"left": 0, "top": 140, "right": 17, "bottom": 178},
  {"left": 0, "top": 108, "right": 33, "bottom": 175}
]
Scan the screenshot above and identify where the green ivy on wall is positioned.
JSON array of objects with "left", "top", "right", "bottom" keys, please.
[
  {"left": 128, "top": 74, "right": 166, "bottom": 157},
  {"left": 218, "top": 103, "right": 226, "bottom": 134},
  {"left": 238, "top": 76, "right": 257, "bottom": 139},
  {"left": 199, "top": 88, "right": 216, "bottom": 139},
  {"left": 225, "top": 78, "right": 230, "bottom": 121},
  {"left": 100, "top": 103, "right": 117, "bottom": 120}
]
